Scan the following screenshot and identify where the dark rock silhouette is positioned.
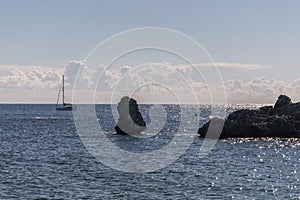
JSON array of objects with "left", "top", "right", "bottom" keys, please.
[
  {"left": 274, "top": 95, "right": 292, "bottom": 109},
  {"left": 115, "top": 96, "right": 146, "bottom": 135},
  {"left": 198, "top": 95, "right": 300, "bottom": 138}
]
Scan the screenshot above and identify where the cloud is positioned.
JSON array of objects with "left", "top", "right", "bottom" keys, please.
[
  {"left": 176, "top": 62, "right": 271, "bottom": 70},
  {"left": 0, "top": 61, "right": 298, "bottom": 104},
  {"left": 286, "top": 78, "right": 300, "bottom": 98},
  {"left": 90, "top": 61, "right": 270, "bottom": 91},
  {"left": 64, "top": 60, "right": 96, "bottom": 88},
  {"left": 0, "top": 66, "right": 62, "bottom": 89},
  {"left": 220, "top": 77, "right": 299, "bottom": 103}
]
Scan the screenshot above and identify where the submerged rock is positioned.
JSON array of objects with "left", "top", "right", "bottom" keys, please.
[
  {"left": 115, "top": 96, "right": 146, "bottom": 135},
  {"left": 198, "top": 95, "right": 300, "bottom": 138}
]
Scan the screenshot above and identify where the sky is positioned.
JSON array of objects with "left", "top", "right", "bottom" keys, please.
[{"left": 0, "top": 0, "right": 299, "bottom": 104}]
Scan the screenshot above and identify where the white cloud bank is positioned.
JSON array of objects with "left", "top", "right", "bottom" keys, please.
[
  {"left": 177, "top": 62, "right": 271, "bottom": 71},
  {"left": 222, "top": 77, "right": 300, "bottom": 104},
  {"left": 0, "top": 67, "right": 62, "bottom": 89},
  {"left": 0, "top": 61, "right": 298, "bottom": 104}
]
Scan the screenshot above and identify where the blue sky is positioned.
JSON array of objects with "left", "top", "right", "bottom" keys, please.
[{"left": 0, "top": 1, "right": 299, "bottom": 103}]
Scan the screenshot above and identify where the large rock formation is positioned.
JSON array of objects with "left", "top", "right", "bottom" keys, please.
[
  {"left": 198, "top": 95, "right": 300, "bottom": 138},
  {"left": 115, "top": 96, "right": 146, "bottom": 135}
]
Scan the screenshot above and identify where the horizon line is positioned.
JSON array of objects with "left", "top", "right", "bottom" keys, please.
[{"left": 0, "top": 102, "right": 272, "bottom": 106}]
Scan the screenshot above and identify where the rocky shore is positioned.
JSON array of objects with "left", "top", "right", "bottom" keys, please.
[{"left": 198, "top": 95, "right": 300, "bottom": 139}]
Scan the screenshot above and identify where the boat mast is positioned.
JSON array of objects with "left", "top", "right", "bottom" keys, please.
[
  {"left": 56, "top": 83, "right": 61, "bottom": 108},
  {"left": 62, "top": 75, "right": 65, "bottom": 105}
]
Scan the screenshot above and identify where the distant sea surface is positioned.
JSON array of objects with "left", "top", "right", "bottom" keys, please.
[{"left": 0, "top": 104, "right": 299, "bottom": 199}]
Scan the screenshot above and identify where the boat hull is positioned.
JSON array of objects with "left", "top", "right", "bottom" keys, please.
[{"left": 56, "top": 106, "right": 77, "bottom": 111}]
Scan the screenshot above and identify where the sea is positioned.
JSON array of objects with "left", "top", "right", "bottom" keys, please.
[{"left": 0, "top": 104, "right": 299, "bottom": 199}]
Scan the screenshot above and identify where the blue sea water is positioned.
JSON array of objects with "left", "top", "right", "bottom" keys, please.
[{"left": 0, "top": 104, "right": 299, "bottom": 199}]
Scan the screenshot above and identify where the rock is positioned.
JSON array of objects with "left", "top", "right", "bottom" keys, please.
[
  {"left": 257, "top": 106, "right": 273, "bottom": 115},
  {"left": 198, "top": 95, "right": 300, "bottom": 138},
  {"left": 115, "top": 96, "right": 146, "bottom": 135},
  {"left": 274, "top": 94, "right": 292, "bottom": 109}
]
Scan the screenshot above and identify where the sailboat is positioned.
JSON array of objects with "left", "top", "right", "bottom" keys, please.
[{"left": 56, "top": 75, "right": 76, "bottom": 111}]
